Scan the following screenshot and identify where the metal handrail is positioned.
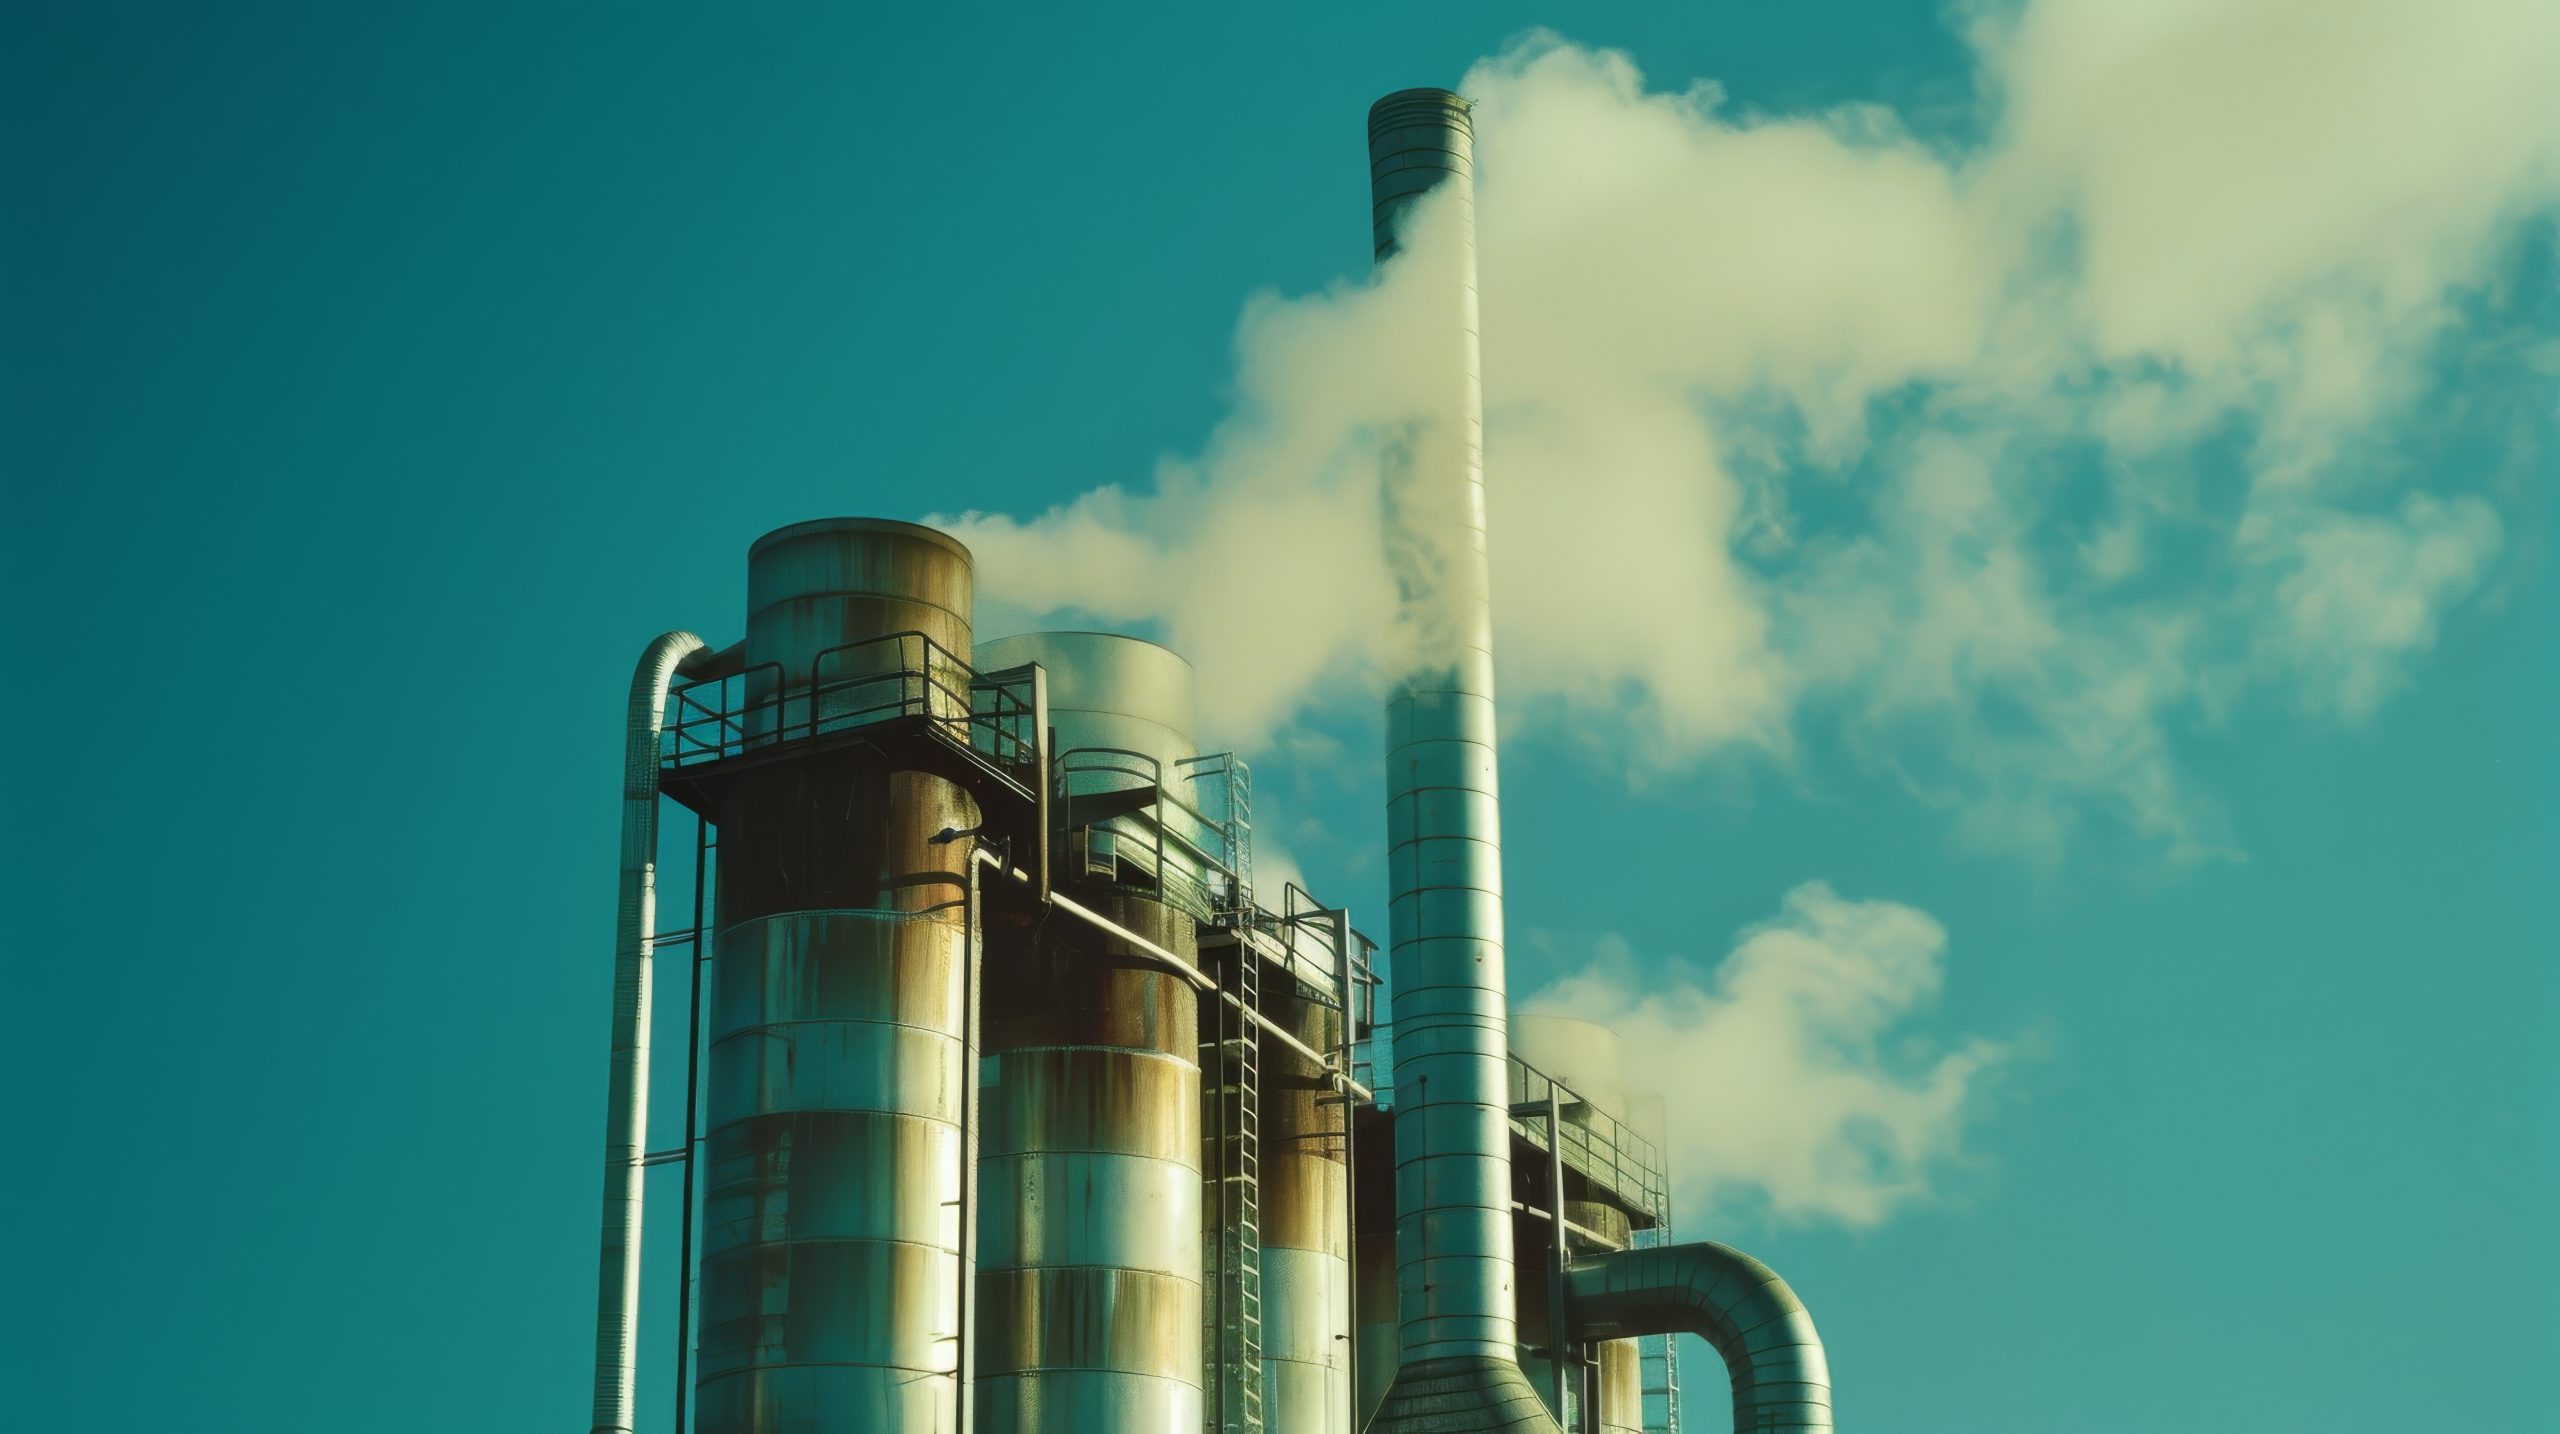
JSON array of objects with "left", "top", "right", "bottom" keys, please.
[
  {"left": 1061, "top": 748, "right": 1234, "bottom": 860},
  {"left": 1055, "top": 746, "right": 1247, "bottom": 925},
  {"left": 659, "top": 630, "right": 1043, "bottom": 783},
  {"left": 1504, "top": 1052, "right": 1672, "bottom": 1221}
]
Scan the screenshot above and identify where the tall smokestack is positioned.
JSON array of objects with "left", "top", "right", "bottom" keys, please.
[{"left": 1367, "top": 88, "right": 1561, "bottom": 1433}]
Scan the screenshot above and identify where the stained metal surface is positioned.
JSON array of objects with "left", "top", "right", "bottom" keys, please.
[
  {"left": 1367, "top": 84, "right": 1558, "bottom": 1434},
  {"left": 592, "top": 630, "right": 714, "bottom": 1434},
  {"left": 696, "top": 521, "right": 980, "bottom": 1433},
  {"left": 746, "top": 520, "right": 973, "bottom": 679},
  {"left": 1261, "top": 988, "right": 1351, "bottom": 1433},
  {"left": 1564, "top": 1241, "right": 1833, "bottom": 1433},
  {"left": 976, "top": 632, "right": 1205, "bottom": 1433},
  {"left": 980, "top": 897, "right": 1205, "bottom": 1432}
]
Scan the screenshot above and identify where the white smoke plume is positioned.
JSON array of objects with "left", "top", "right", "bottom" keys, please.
[
  {"left": 1523, "top": 884, "right": 2007, "bottom": 1228},
  {"left": 939, "top": 0, "right": 2559, "bottom": 849}
]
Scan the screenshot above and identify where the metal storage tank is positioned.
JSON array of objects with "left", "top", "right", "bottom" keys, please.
[
  {"left": 980, "top": 631, "right": 1198, "bottom": 782},
  {"left": 695, "top": 519, "right": 980, "bottom": 1432},
  {"left": 1261, "top": 985, "right": 1352, "bottom": 1433},
  {"left": 971, "top": 632, "right": 1206, "bottom": 1432}
]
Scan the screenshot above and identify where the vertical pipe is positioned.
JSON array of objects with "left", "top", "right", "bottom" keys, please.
[
  {"left": 1547, "top": 1094, "right": 1570, "bottom": 1419},
  {"left": 672, "top": 814, "right": 710, "bottom": 1434},
  {"left": 1336, "top": 914, "right": 1361, "bottom": 1434},
  {"left": 957, "top": 847, "right": 983, "bottom": 1434},
  {"left": 592, "top": 629, "right": 709, "bottom": 1434},
  {"left": 696, "top": 520, "right": 979, "bottom": 1433},
  {"left": 1368, "top": 85, "right": 1558, "bottom": 1434}
]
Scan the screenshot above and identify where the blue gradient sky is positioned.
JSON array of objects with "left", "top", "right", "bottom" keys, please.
[{"left": 5, "top": 4, "right": 2553, "bottom": 1431}]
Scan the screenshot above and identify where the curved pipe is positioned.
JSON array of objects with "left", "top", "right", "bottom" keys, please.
[
  {"left": 589, "top": 630, "right": 721, "bottom": 1434},
  {"left": 1563, "top": 1241, "right": 1834, "bottom": 1432}
]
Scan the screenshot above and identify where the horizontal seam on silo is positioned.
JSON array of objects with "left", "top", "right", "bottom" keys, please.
[
  {"left": 983, "top": 1043, "right": 1198, "bottom": 1065},
  {"left": 694, "top": 1360, "right": 964, "bottom": 1378},
  {"left": 702, "top": 1113, "right": 961, "bottom": 1141},
  {"left": 973, "top": 1257, "right": 1205, "bottom": 1280},
  {"left": 1386, "top": 839, "right": 1503, "bottom": 862},
  {"left": 700, "top": 1233, "right": 964, "bottom": 1257},
  {"left": 709, "top": 1016, "right": 967, "bottom": 1043},
  {"left": 978, "top": 1146, "right": 1202, "bottom": 1169},
  {"left": 744, "top": 589, "right": 973, "bottom": 626},
  {"left": 714, "top": 909, "right": 970, "bottom": 937},
  {"left": 1385, "top": 733, "right": 1497, "bottom": 752}
]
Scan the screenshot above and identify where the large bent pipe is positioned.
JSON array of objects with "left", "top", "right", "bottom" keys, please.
[
  {"left": 589, "top": 630, "right": 732, "bottom": 1434},
  {"left": 1563, "top": 1241, "right": 1834, "bottom": 1432}
]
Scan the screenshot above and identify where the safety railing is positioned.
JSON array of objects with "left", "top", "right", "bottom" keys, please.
[
  {"left": 1507, "top": 1053, "right": 1671, "bottom": 1222},
  {"left": 1056, "top": 746, "right": 1235, "bottom": 923},
  {"left": 1259, "top": 883, "right": 1382, "bottom": 1015},
  {"left": 658, "top": 630, "right": 1042, "bottom": 789},
  {"left": 1054, "top": 752, "right": 1381, "bottom": 1037}
]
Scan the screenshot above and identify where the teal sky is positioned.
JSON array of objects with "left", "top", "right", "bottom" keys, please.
[{"left": 5, "top": 4, "right": 2553, "bottom": 1431}]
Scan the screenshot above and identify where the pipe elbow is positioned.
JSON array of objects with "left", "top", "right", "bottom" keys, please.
[
  {"left": 628, "top": 630, "right": 712, "bottom": 705},
  {"left": 1563, "top": 1240, "right": 1833, "bottom": 1431}
]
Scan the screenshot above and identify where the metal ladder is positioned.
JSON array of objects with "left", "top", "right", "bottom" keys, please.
[
  {"left": 1225, "top": 759, "right": 1254, "bottom": 906},
  {"left": 1225, "top": 755, "right": 1262, "bottom": 1433},
  {"left": 1635, "top": 1219, "right": 1684, "bottom": 1434},
  {"left": 1225, "top": 944, "right": 1266, "bottom": 1434},
  {"left": 1198, "top": 752, "right": 1264, "bottom": 1434}
]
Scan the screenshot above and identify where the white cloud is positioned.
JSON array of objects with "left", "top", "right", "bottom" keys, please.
[
  {"left": 937, "top": 0, "right": 2560, "bottom": 847},
  {"left": 1978, "top": 0, "right": 2560, "bottom": 392},
  {"left": 1522, "top": 883, "right": 2006, "bottom": 1228},
  {"left": 2255, "top": 493, "right": 2506, "bottom": 718}
]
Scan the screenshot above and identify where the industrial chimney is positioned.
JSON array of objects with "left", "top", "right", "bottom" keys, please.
[
  {"left": 1365, "top": 87, "right": 1563, "bottom": 1434},
  {"left": 583, "top": 87, "right": 1837, "bottom": 1434}
]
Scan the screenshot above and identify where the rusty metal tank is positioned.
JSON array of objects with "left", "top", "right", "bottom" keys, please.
[
  {"left": 1261, "top": 983, "right": 1352, "bottom": 1432},
  {"left": 694, "top": 519, "right": 981, "bottom": 1432},
  {"left": 970, "top": 632, "right": 1206, "bottom": 1432}
]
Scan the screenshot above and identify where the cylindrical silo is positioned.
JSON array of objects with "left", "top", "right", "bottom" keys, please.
[
  {"left": 970, "top": 632, "right": 1205, "bottom": 1432},
  {"left": 695, "top": 519, "right": 980, "bottom": 1433},
  {"left": 1261, "top": 985, "right": 1352, "bottom": 1433}
]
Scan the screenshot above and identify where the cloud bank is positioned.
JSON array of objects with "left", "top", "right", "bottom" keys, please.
[
  {"left": 940, "top": 0, "right": 2559, "bottom": 847},
  {"left": 1524, "top": 884, "right": 2006, "bottom": 1227}
]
